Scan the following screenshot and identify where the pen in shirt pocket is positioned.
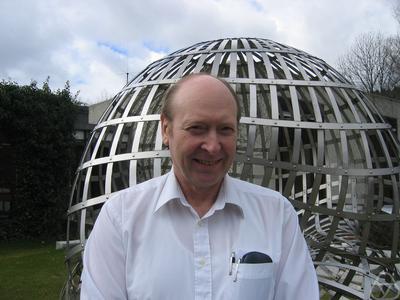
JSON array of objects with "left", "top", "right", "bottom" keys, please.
[
  {"left": 229, "top": 251, "right": 273, "bottom": 282},
  {"left": 229, "top": 251, "right": 236, "bottom": 275}
]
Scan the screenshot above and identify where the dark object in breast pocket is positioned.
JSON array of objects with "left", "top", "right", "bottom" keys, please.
[{"left": 241, "top": 251, "right": 272, "bottom": 264}]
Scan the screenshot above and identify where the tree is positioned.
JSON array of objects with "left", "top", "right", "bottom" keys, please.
[
  {"left": 0, "top": 80, "right": 79, "bottom": 240},
  {"left": 384, "top": 34, "right": 400, "bottom": 97},
  {"left": 394, "top": 0, "right": 400, "bottom": 25},
  {"left": 337, "top": 32, "right": 400, "bottom": 94}
]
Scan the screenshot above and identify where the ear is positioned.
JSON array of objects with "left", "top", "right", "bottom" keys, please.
[{"left": 160, "top": 113, "right": 170, "bottom": 146}]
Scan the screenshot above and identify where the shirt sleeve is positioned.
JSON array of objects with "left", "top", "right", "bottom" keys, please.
[
  {"left": 274, "top": 200, "right": 319, "bottom": 300},
  {"left": 80, "top": 199, "right": 127, "bottom": 300}
]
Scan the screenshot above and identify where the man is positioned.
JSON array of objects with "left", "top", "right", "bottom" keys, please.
[{"left": 81, "top": 74, "right": 319, "bottom": 299}]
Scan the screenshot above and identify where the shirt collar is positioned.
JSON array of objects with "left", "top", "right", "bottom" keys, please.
[
  {"left": 213, "top": 175, "right": 243, "bottom": 214},
  {"left": 154, "top": 169, "right": 244, "bottom": 217},
  {"left": 154, "top": 169, "right": 183, "bottom": 212}
]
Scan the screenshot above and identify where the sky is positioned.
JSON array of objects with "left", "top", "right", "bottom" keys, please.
[{"left": 0, "top": 0, "right": 399, "bottom": 104}]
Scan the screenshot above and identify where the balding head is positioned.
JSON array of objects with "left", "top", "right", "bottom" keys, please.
[{"left": 161, "top": 73, "right": 241, "bottom": 123}]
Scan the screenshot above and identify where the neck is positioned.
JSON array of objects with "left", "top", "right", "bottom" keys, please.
[
  {"left": 186, "top": 189, "right": 219, "bottom": 218},
  {"left": 178, "top": 181, "right": 222, "bottom": 218}
]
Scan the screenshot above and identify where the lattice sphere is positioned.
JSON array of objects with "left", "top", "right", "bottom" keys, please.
[{"left": 64, "top": 38, "right": 400, "bottom": 299}]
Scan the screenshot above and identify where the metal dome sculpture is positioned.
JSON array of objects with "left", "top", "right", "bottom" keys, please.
[{"left": 64, "top": 37, "right": 400, "bottom": 299}]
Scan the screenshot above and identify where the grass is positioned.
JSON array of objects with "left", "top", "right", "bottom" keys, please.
[{"left": 0, "top": 240, "right": 67, "bottom": 300}]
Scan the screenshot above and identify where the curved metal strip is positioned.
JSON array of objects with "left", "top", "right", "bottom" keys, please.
[
  {"left": 290, "top": 199, "right": 400, "bottom": 221},
  {"left": 318, "top": 277, "right": 364, "bottom": 299},
  {"left": 153, "top": 122, "right": 163, "bottom": 177},
  {"left": 241, "top": 84, "right": 257, "bottom": 180},
  {"left": 120, "top": 77, "right": 357, "bottom": 93}
]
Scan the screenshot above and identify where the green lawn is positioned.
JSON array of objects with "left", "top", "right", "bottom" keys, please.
[{"left": 0, "top": 240, "right": 67, "bottom": 300}]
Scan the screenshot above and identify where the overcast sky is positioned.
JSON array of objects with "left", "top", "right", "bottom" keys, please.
[{"left": 1, "top": 0, "right": 398, "bottom": 104}]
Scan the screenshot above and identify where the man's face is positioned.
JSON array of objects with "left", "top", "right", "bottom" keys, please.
[{"left": 161, "top": 76, "right": 238, "bottom": 194}]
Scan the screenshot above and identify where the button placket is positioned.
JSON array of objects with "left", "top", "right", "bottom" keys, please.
[{"left": 193, "top": 218, "right": 212, "bottom": 300}]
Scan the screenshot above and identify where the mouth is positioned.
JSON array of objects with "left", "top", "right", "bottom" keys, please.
[{"left": 194, "top": 158, "right": 222, "bottom": 166}]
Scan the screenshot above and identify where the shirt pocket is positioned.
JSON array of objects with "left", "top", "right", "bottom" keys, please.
[{"left": 228, "top": 262, "right": 275, "bottom": 300}]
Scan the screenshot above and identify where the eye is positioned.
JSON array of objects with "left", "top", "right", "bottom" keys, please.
[
  {"left": 219, "top": 126, "right": 235, "bottom": 135},
  {"left": 186, "top": 125, "right": 206, "bottom": 134}
]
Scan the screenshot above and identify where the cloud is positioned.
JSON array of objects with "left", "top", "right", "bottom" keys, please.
[
  {"left": 257, "top": 0, "right": 399, "bottom": 65},
  {"left": 0, "top": 0, "right": 398, "bottom": 104}
]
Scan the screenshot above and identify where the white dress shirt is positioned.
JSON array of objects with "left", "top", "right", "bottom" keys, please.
[{"left": 81, "top": 171, "right": 319, "bottom": 300}]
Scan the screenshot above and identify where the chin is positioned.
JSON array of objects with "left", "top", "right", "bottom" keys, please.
[{"left": 193, "top": 176, "right": 223, "bottom": 187}]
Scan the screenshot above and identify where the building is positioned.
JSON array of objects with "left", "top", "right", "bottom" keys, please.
[{"left": 370, "top": 94, "right": 400, "bottom": 141}]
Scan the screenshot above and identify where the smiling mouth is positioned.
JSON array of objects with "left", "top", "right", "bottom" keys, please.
[{"left": 194, "top": 159, "right": 221, "bottom": 166}]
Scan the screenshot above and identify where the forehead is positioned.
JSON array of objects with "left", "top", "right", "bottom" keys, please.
[{"left": 170, "top": 76, "right": 237, "bottom": 123}]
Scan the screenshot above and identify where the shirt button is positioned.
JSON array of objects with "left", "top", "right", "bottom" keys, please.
[
  {"left": 199, "top": 257, "right": 206, "bottom": 267},
  {"left": 197, "top": 221, "right": 203, "bottom": 227}
]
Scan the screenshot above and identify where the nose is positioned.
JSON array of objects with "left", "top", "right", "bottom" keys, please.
[{"left": 201, "top": 130, "right": 222, "bottom": 154}]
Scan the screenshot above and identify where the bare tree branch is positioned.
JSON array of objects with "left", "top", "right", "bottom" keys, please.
[
  {"left": 393, "top": 0, "right": 400, "bottom": 25},
  {"left": 337, "top": 32, "right": 400, "bottom": 94}
]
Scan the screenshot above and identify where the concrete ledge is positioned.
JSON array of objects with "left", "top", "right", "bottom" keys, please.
[{"left": 56, "top": 240, "right": 80, "bottom": 250}]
